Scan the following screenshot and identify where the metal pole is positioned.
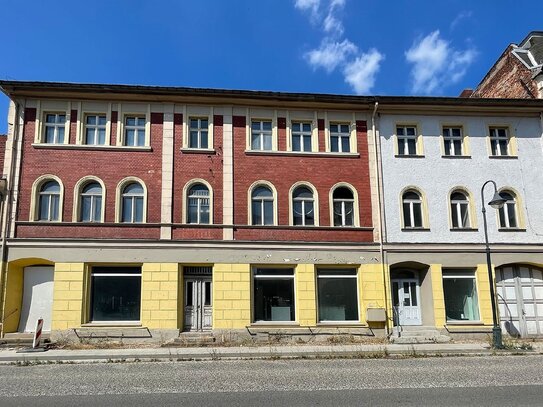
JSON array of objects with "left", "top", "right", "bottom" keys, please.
[{"left": 481, "top": 180, "right": 503, "bottom": 349}]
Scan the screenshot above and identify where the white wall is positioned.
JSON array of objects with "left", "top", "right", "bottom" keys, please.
[{"left": 379, "top": 113, "right": 543, "bottom": 244}]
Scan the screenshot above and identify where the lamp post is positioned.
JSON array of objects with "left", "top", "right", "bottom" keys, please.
[{"left": 481, "top": 180, "right": 506, "bottom": 349}]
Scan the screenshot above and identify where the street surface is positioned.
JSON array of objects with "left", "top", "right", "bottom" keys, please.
[{"left": 0, "top": 355, "right": 542, "bottom": 406}]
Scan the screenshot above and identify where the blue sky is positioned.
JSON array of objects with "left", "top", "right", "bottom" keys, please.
[{"left": 1, "top": 0, "right": 542, "bottom": 133}]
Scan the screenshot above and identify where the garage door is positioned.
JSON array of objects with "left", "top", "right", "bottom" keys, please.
[
  {"left": 496, "top": 265, "right": 543, "bottom": 337},
  {"left": 18, "top": 266, "right": 54, "bottom": 332}
]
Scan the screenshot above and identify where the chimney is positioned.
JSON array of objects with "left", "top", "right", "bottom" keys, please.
[{"left": 459, "top": 88, "right": 474, "bottom": 98}]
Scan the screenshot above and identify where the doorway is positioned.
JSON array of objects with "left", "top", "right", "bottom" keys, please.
[
  {"left": 183, "top": 266, "right": 212, "bottom": 332},
  {"left": 18, "top": 266, "right": 54, "bottom": 332},
  {"left": 391, "top": 270, "right": 422, "bottom": 326}
]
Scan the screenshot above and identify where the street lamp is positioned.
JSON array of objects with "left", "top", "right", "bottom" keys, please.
[{"left": 481, "top": 180, "right": 507, "bottom": 349}]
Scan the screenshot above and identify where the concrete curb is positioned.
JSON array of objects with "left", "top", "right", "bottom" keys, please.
[{"left": 0, "top": 343, "right": 537, "bottom": 363}]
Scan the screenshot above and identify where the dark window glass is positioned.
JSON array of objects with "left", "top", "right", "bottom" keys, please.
[{"left": 90, "top": 268, "right": 141, "bottom": 321}]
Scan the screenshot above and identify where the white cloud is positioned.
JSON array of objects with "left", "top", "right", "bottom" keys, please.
[
  {"left": 306, "top": 39, "right": 358, "bottom": 73},
  {"left": 295, "top": 0, "right": 384, "bottom": 93},
  {"left": 450, "top": 11, "right": 473, "bottom": 30},
  {"left": 405, "top": 30, "right": 476, "bottom": 94},
  {"left": 343, "top": 49, "right": 384, "bottom": 94},
  {"left": 294, "top": 0, "right": 321, "bottom": 21}
]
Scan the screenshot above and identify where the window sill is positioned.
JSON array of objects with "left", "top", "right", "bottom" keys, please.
[
  {"left": 498, "top": 228, "right": 526, "bottom": 232},
  {"left": 81, "top": 322, "right": 142, "bottom": 327},
  {"left": 441, "top": 155, "right": 471, "bottom": 159},
  {"left": 401, "top": 227, "right": 430, "bottom": 232},
  {"left": 450, "top": 228, "right": 478, "bottom": 232},
  {"left": 250, "top": 321, "right": 299, "bottom": 326},
  {"left": 316, "top": 322, "right": 366, "bottom": 326},
  {"left": 245, "top": 150, "right": 360, "bottom": 158},
  {"left": 489, "top": 155, "right": 517, "bottom": 159},
  {"left": 394, "top": 154, "right": 425, "bottom": 158},
  {"left": 32, "top": 143, "right": 152, "bottom": 152},
  {"left": 445, "top": 321, "right": 483, "bottom": 325},
  {"left": 180, "top": 148, "right": 216, "bottom": 154}
]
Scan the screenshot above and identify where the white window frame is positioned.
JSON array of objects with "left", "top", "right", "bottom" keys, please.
[
  {"left": 252, "top": 267, "right": 296, "bottom": 323},
  {"left": 183, "top": 180, "right": 213, "bottom": 225},
  {"left": 30, "top": 175, "right": 64, "bottom": 222},
  {"left": 329, "top": 122, "right": 351, "bottom": 153},
  {"left": 290, "top": 121, "right": 313, "bottom": 152},
  {"left": 489, "top": 127, "right": 510, "bottom": 156},
  {"left": 443, "top": 126, "right": 464, "bottom": 156},
  {"left": 116, "top": 104, "right": 151, "bottom": 147},
  {"left": 115, "top": 177, "right": 148, "bottom": 223},
  {"left": 188, "top": 117, "right": 210, "bottom": 149},
  {"left": 43, "top": 112, "right": 67, "bottom": 144},
  {"left": 83, "top": 113, "right": 107, "bottom": 146},
  {"left": 73, "top": 176, "right": 106, "bottom": 223},
  {"left": 450, "top": 191, "right": 471, "bottom": 229},
  {"left": 402, "top": 189, "right": 424, "bottom": 229},
  {"left": 290, "top": 183, "right": 318, "bottom": 226},
  {"left": 248, "top": 181, "right": 277, "bottom": 226},
  {"left": 250, "top": 119, "right": 274, "bottom": 151},
  {"left": 396, "top": 125, "right": 419, "bottom": 156},
  {"left": 317, "top": 268, "right": 360, "bottom": 323},
  {"left": 498, "top": 191, "right": 519, "bottom": 229},
  {"left": 442, "top": 270, "right": 481, "bottom": 323}
]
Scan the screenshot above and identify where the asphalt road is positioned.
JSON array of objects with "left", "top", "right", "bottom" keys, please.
[{"left": 0, "top": 355, "right": 542, "bottom": 406}]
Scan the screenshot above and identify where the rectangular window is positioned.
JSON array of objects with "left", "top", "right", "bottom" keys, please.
[
  {"left": 124, "top": 116, "right": 146, "bottom": 146},
  {"left": 489, "top": 127, "right": 509, "bottom": 156},
  {"left": 189, "top": 117, "right": 209, "bottom": 149},
  {"left": 397, "top": 126, "right": 418, "bottom": 156},
  {"left": 84, "top": 114, "right": 107, "bottom": 145},
  {"left": 90, "top": 267, "right": 141, "bottom": 322},
  {"left": 251, "top": 120, "right": 273, "bottom": 151},
  {"left": 442, "top": 270, "right": 480, "bottom": 322},
  {"left": 44, "top": 113, "right": 66, "bottom": 144},
  {"left": 253, "top": 268, "right": 295, "bottom": 322},
  {"left": 291, "top": 122, "right": 312, "bottom": 152},
  {"left": 317, "top": 269, "right": 358, "bottom": 322},
  {"left": 330, "top": 123, "right": 350, "bottom": 152},
  {"left": 443, "top": 127, "right": 463, "bottom": 156}
]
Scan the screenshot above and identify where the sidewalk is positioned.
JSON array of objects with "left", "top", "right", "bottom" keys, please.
[{"left": 1, "top": 342, "right": 540, "bottom": 364}]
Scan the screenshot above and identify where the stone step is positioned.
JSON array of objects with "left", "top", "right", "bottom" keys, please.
[
  {"left": 0, "top": 333, "right": 51, "bottom": 347},
  {"left": 391, "top": 335, "right": 451, "bottom": 344},
  {"left": 399, "top": 330, "right": 444, "bottom": 338},
  {"left": 173, "top": 333, "right": 216, "bottom": 345}
]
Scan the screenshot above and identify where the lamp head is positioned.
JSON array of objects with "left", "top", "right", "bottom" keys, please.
[{"left": 488, "top": 191, "right": 506, "bottom": 209}]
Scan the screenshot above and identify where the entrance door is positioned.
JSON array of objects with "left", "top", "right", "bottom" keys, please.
[
  {"left": 18, "top": 266, "right": 54, "bottom": 332},
  {"left": 392, "top": 279, "right": 422, "bottom": 326},
  {"left": 184, "top": 278, "right": 212, "bottom": 331},
  {"left": 496, "top": 265, "right": 543, "bottom": 337}
]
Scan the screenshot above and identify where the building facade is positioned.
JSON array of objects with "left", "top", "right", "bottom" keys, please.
[{"left": 0, "top": 81, "right": 542, "bottom": 343}]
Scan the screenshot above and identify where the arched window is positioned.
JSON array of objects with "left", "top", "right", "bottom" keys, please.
[
  {"left": 121, "top": 182, "right": 144, "bottom": 223},
  {"left": 402, "top": 190, "right": 423, "bottom": 228},
  {"left": 498, "top": 191, "right": 518, "bottom": 229},
  {"left": 80, "top": 182, "right": 103, "bottom": 222},
  {"left": 251, "top": 186, "right": 274, "bottom": 225},
  {"left": 38, "top": 181, "right": 61, "bottom": 221},
  {"left": 333, "top": 187, "right": 354, "bottom": 226},
  {"left": 450, "top": 191, "right": 470, "bottom": 229},
  {"left": 187, "top": 184, "right": 210, "bottom": 224},
  {"left": 292, "top": 186, "right": 315, "bottom": 226}
]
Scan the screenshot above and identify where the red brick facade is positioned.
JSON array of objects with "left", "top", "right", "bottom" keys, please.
[
  {"left": 13, "top": 104, "right": 374, "bottom": 243},
  {"left": 472, "top": 45, "right": 539, "bottom": 99}
]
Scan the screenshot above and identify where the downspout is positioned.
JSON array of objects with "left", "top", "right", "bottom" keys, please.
[
  {"left": 0, "top": 99, "right": 23, "bottom": 338},
  {"left": 371, "top": 101, "right": 389, "bottom": 336}
]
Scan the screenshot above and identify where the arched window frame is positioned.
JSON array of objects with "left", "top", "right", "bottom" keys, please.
[
  {"left": 72, "top": 176, "right": 106, "bottom": 222},
  {"left": 400, "top": 187, "right": 428, "bottom": 230},
  {"left": 30, "top": 175, "right": 64, "bottom": 222},
  {"left": 289, "top": 182, "right": 319, "bottom": 226},
  {"left": 182, "top": 179, "right": 213, "bottom": 224},
  {"left": 496, "top": 188, "right": 523, "bottom": 230},
  {"left": 329, "top": 182, "right": 360, "bottom": 227},
  {"left": 115, "top": 177, "right": 148, "bottom": 223},
  {"left": 248, "top": 180, "right": 278, "bottom": 226},
  {"left": 448, "top": 187, "right": 477, "bottom": 230}
]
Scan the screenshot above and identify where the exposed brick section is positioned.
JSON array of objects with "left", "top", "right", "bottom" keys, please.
[
  {"left": 111, "top": 111, "right": 118, "bottom": 145},
  {"left": 172, "top": 114, "right": 224, "bottom": 227},
  {"left": 232, "top": 116, "right": 373, "bottom": 242},
  {"left": 234, "top": 226, "right": 373, "bottom": 242},
  {"left": 317, "top": 119, "right": 325, "bottom": 152},
  {"left": 16, "top": 108, "right": 163, "bottom": 239},
  {"left": 277, "top": 117, "right": 286, "bottom": 151},
  {"left": 172, "top": 226, "right": 223, "bottom": 240},
  {"left": 472, "top": 45, "right": 539, "bottom": 98},
  {"left": 69, "top": 110, "right": 78, "bottom": 144}
]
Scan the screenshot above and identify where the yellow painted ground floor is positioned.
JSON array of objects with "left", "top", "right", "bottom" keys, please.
[{"left": 5, "top": 258, "right": 539, "bottom": 340}]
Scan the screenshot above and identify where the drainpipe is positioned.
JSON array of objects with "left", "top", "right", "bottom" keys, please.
[
  {"left": 0, "top": 99, "right": 23, "bottom": 338},
  {"left": 371, "top": 101, "right": 389, "bottom": 336}
]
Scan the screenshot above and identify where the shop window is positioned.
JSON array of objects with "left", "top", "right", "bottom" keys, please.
[
  {"left": 90, "top": 267, "right": 141, "bottom": 322},
  {"left": 317, "top": 269, "right": 358, "bottom": 322},
  {"left": 442, "top": 270, "right": 480, "bottom": 322},
  {"left": 253, "top": 268, "right": 295, "bottom": 322}
]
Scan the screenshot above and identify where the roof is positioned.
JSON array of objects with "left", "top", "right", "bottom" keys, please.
[{"left": 1, "top": 80, "right": 543, "bottom": 114}]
